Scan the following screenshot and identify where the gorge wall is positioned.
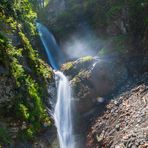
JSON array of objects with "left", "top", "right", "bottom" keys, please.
[
  {"left": 40, "top": 0, "right": 148, "bottom": 74},
  {"left": 0, "top": 0, "right": 148, "bottom": 147}
]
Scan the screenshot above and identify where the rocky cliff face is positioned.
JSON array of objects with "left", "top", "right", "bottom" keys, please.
[
  {"left": 41, "top": 0, "right": 148, "bottom": 74},
  {"left": 86, "top": 73, "right": 148, "bottom": 148},
  {"left": 0, "top": 0, "right": 147, "bottom": 147},
  {"left": 62, "top": 56, "right": 127, "bottom": 115},
  {"left": 0, "top": 76, "right": 16, "bottom": 110},
  {"left": 0, "top": 1, "right": 56, "bottom": 147}
]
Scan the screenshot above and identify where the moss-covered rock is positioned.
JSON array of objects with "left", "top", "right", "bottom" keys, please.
[
  {"left": 89, "top": 60, "right": 128, "bottom": 97},
  {"left": 62, "top": 56, "right": 127, "bottom": 114},
  {"left": 62, "top": 56, "right": 94, "bottom": 77},
  {"left": 0, "top": 1, "right": 55, "bottom": 146}
]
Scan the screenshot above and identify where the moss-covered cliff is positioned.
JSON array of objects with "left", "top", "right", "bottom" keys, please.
[
  {"left": 0, "top": 0, "right": 54, "bottom": 146},
  {"left": 0, "top": 0, "right": 148, "bottom": 147}
]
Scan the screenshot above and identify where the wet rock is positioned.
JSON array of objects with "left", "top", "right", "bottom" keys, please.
[
  {"left": 0, "top": 66, "right": 8, "bottom": 75},
  {"left": 51, "top": 138, "right": 59, "bottom": 148},
  {"left": 62, "top": 56, "right": 94, "bottom": 78},
  {"left": 89, "top": 59, "right": 127, "bottom": 96},
  {"left": 115, "top": 143, "right": 125, "bottom": 148},
  {"left": 62, "top": 56, "right": 127, "bottom": 114}
]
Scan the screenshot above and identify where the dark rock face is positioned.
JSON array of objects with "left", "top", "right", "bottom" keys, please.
[
  {"left": 62, "top": 56, "right": 128, "bottom": 114},
  {"left": 86, "top": 73, "right": 148, "bottom": 148},
  {"left": 0, "top": 75, "right": 16, "bottom": 110},
  {"left": 90, "top": 60, "right": 128, "bottom": 97},
  {"left": 62, "top": 56, "right": 95, "bottom": 114},
  {"left": 143, "top": 27, "right": 148, "bottom": 72}
]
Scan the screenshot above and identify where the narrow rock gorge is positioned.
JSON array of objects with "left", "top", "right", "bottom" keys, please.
[{"left": 0, "top": 0, "right": 148, "bottom": 148}]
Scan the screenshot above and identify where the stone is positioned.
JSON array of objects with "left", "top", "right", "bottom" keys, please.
[
  {"left": 89, "top": 59, "right": 128, "bottom": 97},
  {"left": 0, "top": 66, "right": 8, "bottom": 74},
  {"left": 62, "top": 56, "right": 127, "bottom": 114},
  {"left": 0, "top": 75, "right": 16, "bottom": 110}
]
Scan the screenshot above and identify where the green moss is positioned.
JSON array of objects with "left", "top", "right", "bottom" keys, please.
[
  {"left": 5, "top": 42, "right": 51, "bottom": 139},
  {"left": 19, "top": 104, "right": 30, "bottom": 120},
  {"left": 71, "top": 77, "right": 81, "bottom": 86},
  {"left": 37, "top": 59, "right": 53, "bottom": 80},
  {"left": 6, "top": 17, "right": 17, "bottom": 31},
  {"left": 80, "top": 56, "right": 93, "bottom": 63},
  {"left": 71, "top": 70, "right": 90, "bottom": 92},
  {"left": 62, "top": 62, "right": 74, "bottom": 71},
  {"left": 0, "top": 33, "right": 8, "bottom": 65},
  {"left": 13, "top": 0, "right": 37, "bottom": 36},
  {"left": 0, "top": 33, "right": 7, "bottom": 45},
  {"left": 98, "top": 35, "right": 128, "bottom": 57},
  {"left": 18, "top": 31, "right": 53, "bottom": 82},
  {"left": 25, "top": 128, "right": 34, "bottom": 139},
  {"left": 0, "top": 127, "right": 10, "bottom": 145},
  {"left": 19, "top": 31, "right": 36, "bottom": 60},
  {"left": 0, "top": 1, "right": 53, "bottom": 141},
  {"left": 78, "top": 70, "right": 90, "bottom": 78},
  {"left": 98, "top": 48, "right": 108, "bottom": 57},
  {"left": 107, "top": 5, "right": 122, "bottom": 18}
]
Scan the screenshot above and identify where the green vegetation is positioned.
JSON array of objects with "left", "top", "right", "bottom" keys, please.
[
  {"left": 0, "top": 127, "right": 10, "bottom": 144},
  {"left": 71, "top": 69, "right": 90, "bottom": 88},
  {"left": 0, "top": 0, "right": 53, "bottom": 144},
  {"left": 80, "top": 56, "right": 93, "bottom": 63},
  {"left": 62, "top": 62, "right": 73, "bottom": 71},
  {"left": 2, "top": 30, "right": 51, "bottom": 140},
  {"left": 0, "top": 0, "right": 147, "bottom": 146},
  {"left": 62, "top": 56, "right": 93, "bottom": 78},
  {"left": 98, "top": 35, "right": 129, "bottom": 57},
  {"left": 45, "top": 0, "right": 147, "bottom": 58}
]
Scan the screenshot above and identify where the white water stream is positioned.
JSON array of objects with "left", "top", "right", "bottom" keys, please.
[
  {"left": 54, "top": 71, "right": 75, "bottom": 148},
  {"left": 36, "top": 22, "right": 75, "bottom": 148}
]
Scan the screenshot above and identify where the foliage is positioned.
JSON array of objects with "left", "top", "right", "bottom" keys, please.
[
  {"left": 62, "top": 62, "right": 74, "bottom": 71},
  {"left": 80, "top": 56, "right": 93, "bottom": 63},
  {"left": 0, "top": 0, "right": 53, "bottom": 143},
  {"left": 4, "top": 40, "right": 51, "bottom": 139},
  {"left": 19, "top": 104, "right": 30, "bottom": 120},
  {"left": 98, "top": 35, "right": 129, "bottom": 57},
  {"left": 18, "top": 31, "right": 53, "bottom": 81},
  {"left": 13, "top": 0, "right": 37, "bottom": 35},
  {"left": 46, "top": 0, "right": 147, "bottom": 49},
  {"left": 0, "top": 127, "right": 10, "bottom": 144},
  {"left": 47, "top": 0, "right": 108, "bottom": 37},
  {"left": 0, "top": 33, "right": 9, "bottom": 66}
]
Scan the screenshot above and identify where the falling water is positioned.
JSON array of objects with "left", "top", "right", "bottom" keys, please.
[
  {"left": 36, "top": 22, "right": 63, "bottom": 70},
  {"left": 54, "top": 71, "right": 75, "bottom": 148},
  {"left": 36, "top": 22, "right": 75, "bottom": 148}
]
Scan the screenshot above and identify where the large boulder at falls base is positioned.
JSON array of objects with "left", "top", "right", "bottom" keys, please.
[
  {"left": 62, "top": 56, "right": 128, "bottom": 114},
  {"left": 89, "top": 59, "right": 128, "bottom": 97}
]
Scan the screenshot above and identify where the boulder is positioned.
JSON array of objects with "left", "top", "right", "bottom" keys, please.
[
  {"left": 89, "top": 59, "right": 128, "bottom": 97},
  {"left": 62, "top": 56, "right": 128, "bottom": 114}
]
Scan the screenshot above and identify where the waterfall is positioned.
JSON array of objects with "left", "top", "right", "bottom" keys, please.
[
  {"left": 54, "top": 71, "right": 75, "bottom": 148},
  {"left": 36, "top": 22, "right": 75, "bottom": 148},
  {"left": 36, "top": 22, "right": 63, "bottom": 70}
]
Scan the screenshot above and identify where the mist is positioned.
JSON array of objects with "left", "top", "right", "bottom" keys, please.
[{"left": 62, "top": 26, "right": 103, "bottom": 60}]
